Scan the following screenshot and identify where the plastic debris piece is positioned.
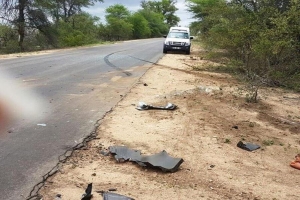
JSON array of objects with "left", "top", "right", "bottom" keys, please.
[
  {"left": 103, "top": 192, "right": 134, "bottom": 200},
  {"left": 237, "top": 141, "right": 260, "bottom": 151},
  {"left": 107, "top": 146, "right": 183, "bottom": 172},
  {"left": 108, "top": 146, "right": 142, "bottom": 162},
  {"left": 136, "top": 102, "right": 177, "bottom": 111},
  {"left": 81, "top": 183, "right": 93, "bottom": 200},
  {"left": 37, "top": 123, "right": 46, "bottom": 127},
  {"left": 138, "top": 150, "right": 184, "bottom": 172}
]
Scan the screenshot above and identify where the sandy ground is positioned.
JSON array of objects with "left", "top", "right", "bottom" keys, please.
[{"left": 39, "top": 46, "right": 300, "bottom": 200}]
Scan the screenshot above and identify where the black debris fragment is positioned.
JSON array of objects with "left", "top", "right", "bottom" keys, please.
[
  {"left": 108, "top": 146, "right": 142, "bottom": 162},
  {"left": 138, "top": 150, "right": 184, "bottom": 172},
  {"left": 136, "top": 102, "right": 177, "bottom": 111},
  {"left": 103, "top": 192, "right": 134, "bottom": 200},
  {"left": 237, "top": 141, "right": 260, "bottom": 151},
  {"left": 107, "top": 146, "right": 183, "bottom": 172},
  {"left": 81, "top": 183, "right": 93, "bottom": 200},
  {"left": 232, "top": 125, "right": 238, "bottom": 129}
]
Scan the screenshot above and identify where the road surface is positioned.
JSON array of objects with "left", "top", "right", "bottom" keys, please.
[{"left": 0, "top": 38, "right": 164, "bottom": 199}]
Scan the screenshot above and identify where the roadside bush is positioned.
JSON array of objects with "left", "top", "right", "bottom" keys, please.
[
  {"left": 57, "top": 13, "right": 100, "bottom": 47},
  {"left": 187, "top": 0, "right": 300, "bottom": 91},
  {"left": 0, "top": 25, "right": 19, "bottom": 53},
  {"left": 129, "top": 13, "right": 151, "bottom": 39},
  {"left": 3, "top": 40, "right": 20, "bottom": 54},
  {"left": 60, "top": 30, "right": 85, "bottom": 47}
]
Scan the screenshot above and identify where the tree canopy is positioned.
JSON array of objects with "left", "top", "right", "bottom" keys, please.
[
  {"left": 0, "top": 0, "right": 181, "bottom": 52},
  {"left": 141, "top": 0, "right": 180, "bottom": 26}
]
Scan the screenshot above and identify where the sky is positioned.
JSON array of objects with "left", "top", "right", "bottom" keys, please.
[{"left": 84, "top": 0, "right": 194, "bottom": 27}]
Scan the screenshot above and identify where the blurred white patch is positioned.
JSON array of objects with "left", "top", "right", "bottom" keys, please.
[
  {"left": 37, "top": 124, "right": 47, "bottom": 127},
  {"left": 0, "top": 69, "right": 47, "bottom": 127}
]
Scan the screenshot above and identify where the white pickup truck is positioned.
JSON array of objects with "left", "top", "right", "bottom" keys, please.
[{"left": 163, "top": 27, "right": 193, "bottom": 55}]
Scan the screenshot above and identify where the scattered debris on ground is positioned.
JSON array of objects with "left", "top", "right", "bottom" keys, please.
[
  {"left": 102, "top": 192, "right": 135, "bottom": 200},
  {"left": 107, "top": 146, "right": 184, "bottom": 172},
  {"left": 237, "top": 141, "right": 260, "bottom": 151},
  {"left": 136, "top": 102, "right": 177, "bottom": 111},
  {"left": 81, "top": 183, "right": 92, "bottom": 200}
]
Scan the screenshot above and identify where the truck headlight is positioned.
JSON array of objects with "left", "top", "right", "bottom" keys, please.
[
  {"left": 165, "top": 41, "right": 170, "bottom": 45},
  {"left": 184, "top": 42, "right": 190, "bottom": 46}
]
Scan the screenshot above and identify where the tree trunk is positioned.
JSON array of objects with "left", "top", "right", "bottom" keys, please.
[
  {"left": 63, "top": 1, "right": 67, "bottom": 21},
  {"left": 18, "top": 0, "right": 26, "bottom": 51}
]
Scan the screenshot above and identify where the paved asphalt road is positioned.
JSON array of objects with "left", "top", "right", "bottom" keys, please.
[{"left": 0, "top": 38, "right": 164, "bottom": 200}]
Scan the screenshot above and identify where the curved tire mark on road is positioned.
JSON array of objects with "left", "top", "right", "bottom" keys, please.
[{"left": 104, "top": 52, "right": 132, "bottom": 76}]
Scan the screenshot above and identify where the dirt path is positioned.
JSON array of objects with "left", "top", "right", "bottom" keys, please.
[{"left": 39, "top": 46, "right": 300, "bottom": 200}]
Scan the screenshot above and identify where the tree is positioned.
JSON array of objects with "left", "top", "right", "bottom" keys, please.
[
  {"left": 161, "top": 0, "right": 180, "bottom": 26},
  {"left": 106, "top": 18, "right": 133, "bottom": 40},
  {"left": 58, "top": 12, "right": 100, "bottom": 46},
  {"left": 35, "top": 0, "right": 104, "bottom": 22},
  {"left": 105, "top": 4, "right": 133, "bottom": 40},
  {"left": 138, "top": 9, "right": 168, "bottom": 37},
  {"left": 0, "top": 0, "right": 31, "bottom": 51},
  {"left": 141, "top": 0, "right": 180, "bottom": 26},
  {"left": 187, "top": 0, "right": 223, "bottom": 21},
  {"left": 105, "top": 4, "right": 130, "bottom": 20},
  {"left": 129, "top": 12, "right": 151, "bottom": 39},
  {"left": 231, "top": 0, "right": 291, "bottom": 13}
]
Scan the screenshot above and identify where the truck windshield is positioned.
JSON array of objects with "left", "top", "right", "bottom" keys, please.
[{"left": 167, "top": 32, "right": 189, "bottom": 39}]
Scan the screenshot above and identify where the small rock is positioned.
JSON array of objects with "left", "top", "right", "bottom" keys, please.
[
  {"left": 232, "top": 125, "right": 238, "bottom": 129},
  {"left": 91, "top": 173, "right": 96, "bottom": 176}
]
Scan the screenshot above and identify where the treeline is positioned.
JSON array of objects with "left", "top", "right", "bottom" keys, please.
[
  {"left": 0, "top": 0, "right": 179, "bottom": 53},
  {"left": 188, "top": 0, "right": 300, "bottom": 91}
]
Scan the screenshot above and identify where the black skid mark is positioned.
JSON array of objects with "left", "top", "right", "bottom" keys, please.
[{"left": 104, "top": 52, "right": 132, "bottom": 76}]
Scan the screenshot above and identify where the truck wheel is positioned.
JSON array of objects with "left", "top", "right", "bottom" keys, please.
[
  {"left": 163, "top": 49, "right": 167, "bottom": 53},
  {"left": 185, "top": 50, "right": 190, "bottom": 55}
]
